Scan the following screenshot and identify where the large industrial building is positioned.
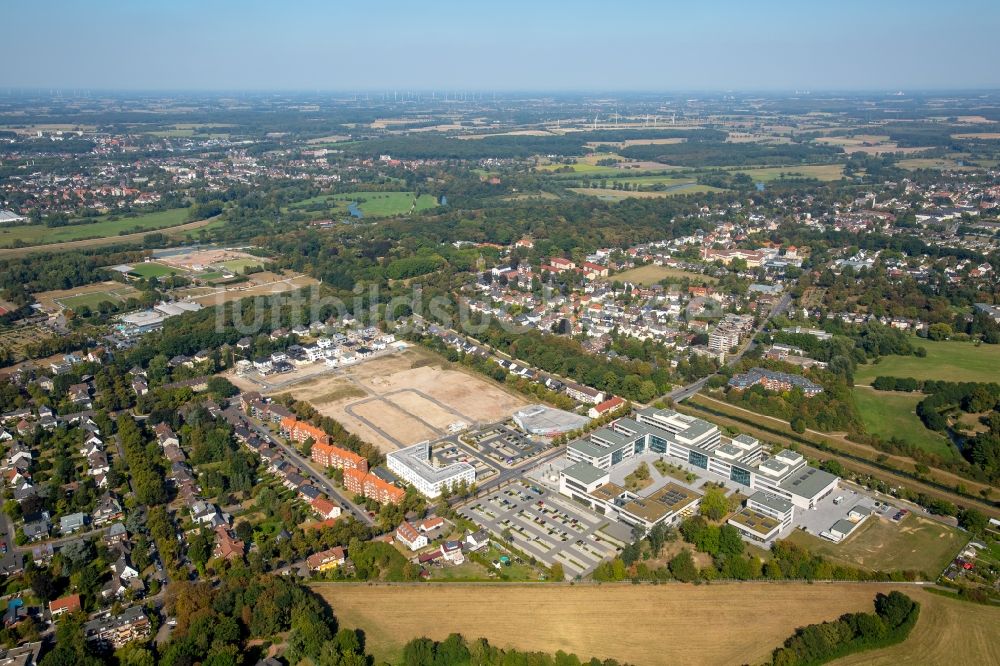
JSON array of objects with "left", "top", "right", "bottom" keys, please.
[
  {"left": 560, "top": 407, "right": 839, "bottom": 534},
  {"left": 386, "top": 441, "right": 476, "bottom": 498}
]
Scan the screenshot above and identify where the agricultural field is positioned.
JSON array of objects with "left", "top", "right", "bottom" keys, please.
[
  {"left": 0, "top": 208, "right": 189, "bottom": 249},
  {"left": 854, "top": 338, "right": 1000, "bottom": 385},
  {"left": 34, "top": 281, "right": 141, "bottom": 313},
  {"left": 830, "top": 588, "right": 1000, "bottom": 666},
  {"left": 851, "top": 387, "right": 956, "bottom": 460},
  {"left": 784, "top": 514, "right": 967, "bottom": 574},
  {"left": 314, "top": 582, "right": 927, "bottom": 666},
  {"left": 606, "top": 264, "right": 717, "bottom": 286},
  {"left": 731, "top": 164, "right": 845, "bottom": 182},
  {"left": 895, "top": 156, "right": 980, "bottom": 171}
]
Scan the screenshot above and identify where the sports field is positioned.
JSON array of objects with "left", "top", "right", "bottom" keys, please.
[
  {"left": 852, "top": 388, "right": 956, "bottom": 460},
  {"left": 606, "top": 264, "right": 717, "bottom": 286},
  {"left": 219, "top": 257, "right": 263, "bottom": 273},
  {"left": 34, "top": 281, "right": 142, "bottom": 313},
  {"left": 313, "top": 582, "right": 929, "bottom": 666},
  {"left": 0, "top": 208, "right": 189, "bottom": 249},
  {"left": 129, "top": 262, "right": 185, "bottom": 278},
  {"left": 784, "top": 514, "right": 966, "bottom": 574},
  {"left": 854, "top": 338, "right": 1000, "bottom": 385}
]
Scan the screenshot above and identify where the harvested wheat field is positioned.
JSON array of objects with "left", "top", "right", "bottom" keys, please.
[
  {"left": 314, "top": 582, "right": 937, "bottom": 665},
  {"left": 266, "top": 347, "right": 527, "bottom": 451},
  {"left": 830, "top": 589, "right": 1000, "bottom": 666}
]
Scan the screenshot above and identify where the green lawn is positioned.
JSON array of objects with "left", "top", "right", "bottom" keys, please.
[
  {"left": 289, "top": 191, "right": 439, "bottom": 218},
  {"left": 854, "top": 338, "right": 1000, "bottom": 385},
  {"left": 58, "top": 291, "right": 126, "bottom": 310},
  {"left": 0, "top": 208, "right": 190, "bottom": 248},
  {"left": 852, "top": 388, "right": 957, "bottom": 460},
  {"left": 129, "top": 262, "right": 183, "bottom": 278},
  {"left": 219, "top": 257, "right": 263, "bottom": 274},
  {"left": 784, "top": 514, "right": 966, "bottom": 574}
]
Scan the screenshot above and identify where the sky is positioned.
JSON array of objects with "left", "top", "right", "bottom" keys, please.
[{"left": 4, "top": 0, "right": 999, "bottom": 92}]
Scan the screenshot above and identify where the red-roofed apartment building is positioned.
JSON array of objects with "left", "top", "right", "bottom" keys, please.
[
  {"left": 280, "top": 417, "right": 331, "bottom": 446},
  {"left": 311, "top": 441, "right": 368, "bottom": 473}
]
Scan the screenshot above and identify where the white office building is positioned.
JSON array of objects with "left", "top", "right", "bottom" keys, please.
[{"left": 386, "top": 442, "right": 476, "bottom": 498}]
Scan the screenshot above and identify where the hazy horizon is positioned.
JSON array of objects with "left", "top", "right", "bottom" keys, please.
[{"left": 6, "top": 0, "right": 999, "bottom": 91}]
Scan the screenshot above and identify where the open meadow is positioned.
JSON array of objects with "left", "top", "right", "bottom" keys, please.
[
  {"left": 784, "top": 514, "right": 967, "bottom": 574},
  {"left": 732, "top": 164, "right": 845, "bottom": 182},
  {"left": 312, "top": 583, "right": 981, "bottom": 666},
  {"left": 854, "top": 339, "right": 1000, "bottom": 385},
  {"left": 606, "top": 264, "right": 717, "bottom": 286},
  {"left": 851, "top": 387, "right": 956, "bottom": 459},
  {"left": 0, "top": 208, "right": 189, "bottom": 249},
  {"left": 289, "top": 191, "right": 438, "bottom": 218}
]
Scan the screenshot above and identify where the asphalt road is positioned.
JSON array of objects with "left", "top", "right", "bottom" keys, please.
[{"left": 231, "top": 407, "right": 375, "bottom": 526}]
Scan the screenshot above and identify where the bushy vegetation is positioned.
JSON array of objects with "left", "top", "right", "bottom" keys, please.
[{"left": 767, "top": 591, "right": 919, "bottom": 666}]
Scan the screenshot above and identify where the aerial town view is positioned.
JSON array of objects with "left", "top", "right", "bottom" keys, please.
[{"left": 0, "top": 2, "right": 999, "bottom": 665}]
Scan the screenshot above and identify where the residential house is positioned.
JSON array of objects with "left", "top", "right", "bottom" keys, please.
[{"left": 396, "top": 521, "right": 428, "bottom": 551}]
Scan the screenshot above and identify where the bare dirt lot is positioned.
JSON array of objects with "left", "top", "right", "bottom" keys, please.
[
  {"left": 236, "top": 346, "right": 527, "bottom": 451},
  {"left": 314, "top": 582, "right": 957, "bottom": 666}
]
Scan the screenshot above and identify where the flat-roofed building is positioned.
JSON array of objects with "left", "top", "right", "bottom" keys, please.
[
  {"left": 728, "top": 508, "right": 783, "bottom": 543},
  {"left": 386, "top": 442, "right": 475, "bottom": 498}
]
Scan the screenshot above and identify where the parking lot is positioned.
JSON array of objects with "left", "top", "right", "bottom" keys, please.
[
  {"left": 460, "top": 480, "right": 631, "bottom": 577},
  {"left": 461, "top": 424, "right": 549, "bottom": 468},
  {"left": 794, "top": 484, "right": 895, "bottom": 538},
  {"left": 432, "top": 440, "right": 499, "bottom": 483}
]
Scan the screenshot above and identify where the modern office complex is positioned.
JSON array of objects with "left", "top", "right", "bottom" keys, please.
[
  {"left": 563, "top": 407, "right": 839, "bottom": 515},
  {"left": 386, "top": 441, "right": 476, "bottom": 498},
  {"left": 559, "top": 462, "right": 702, "bottom": 530}
]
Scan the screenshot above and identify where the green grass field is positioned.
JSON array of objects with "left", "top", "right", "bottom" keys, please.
[
  {"left": 852, "top": 388, "right": 957, "bottom": 460},
  {"left": 0, "top": 208, "right": 190, "bottom": 249},
  {"left": 784, "top": 514, "right": 966, "bottom": 574},
  {"left": 731, "top": 164, "right": 845, "bottom": 182},
  {"left": 129, "top": 262, "right": 183, "bottom": 278},
  {"left": 219, "top": 257, "right": 263, "bottom": 274},
  {"left": 607, "top": 264, "right": 717, "bottom": 285},
  {"left": 290, "top": 191, "right": 438, "bottom": 218},
  {"left": 854, "top": 338, "right": 1000, "bottom": 385},
  {"left": 58, "top": 291, "right": 126, "bottom": 310}
]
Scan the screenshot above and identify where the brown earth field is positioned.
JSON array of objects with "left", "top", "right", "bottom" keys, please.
[
  {"left": 250, "top": 346, "right": 528, "bottom": 451},
  {"left": 312, "top": 583, "right": 996, "bottom": 666}
]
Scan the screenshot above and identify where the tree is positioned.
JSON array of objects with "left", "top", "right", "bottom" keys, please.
[
  {"left": 669, "top": 549, "right": 698, "bottom": 582},
  {"left": 957, "top": 508, "right": 989, "bottom": 535},
  {"left": 700, "top": 487, "right": 730, "bottom": 521}
]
